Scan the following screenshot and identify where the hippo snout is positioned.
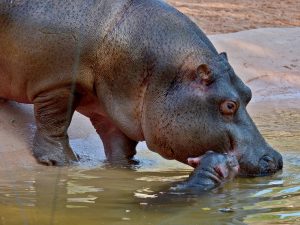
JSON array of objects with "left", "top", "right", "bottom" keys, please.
[
  {"left": 239, "top": 147, "right": 283, "bottom": 177},
  {"left": 259, "top": 150, "right": 283, "bottom": 175}
]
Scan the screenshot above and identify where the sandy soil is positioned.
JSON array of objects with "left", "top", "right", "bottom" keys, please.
[
  {"left": 167, "top": 0, "right": 300, "bottom": 34},
  {"left": 211, "top": 28, "right": 300, "bottom": 101}
]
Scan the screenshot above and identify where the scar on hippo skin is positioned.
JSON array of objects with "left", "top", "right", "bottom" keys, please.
[
  {"left": 197, "top": 64, "right": 214, "bottom": 86},
  {"left": 172, "top": 152, "right": 239, "bottom": 193}
]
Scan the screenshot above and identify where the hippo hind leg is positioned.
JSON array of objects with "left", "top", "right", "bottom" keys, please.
[
  {"left": 89, "top": 114, "right": 138, "bottom": 165},
  {"left": 33, "top": 88, "right": 79, "bottom": 166}
]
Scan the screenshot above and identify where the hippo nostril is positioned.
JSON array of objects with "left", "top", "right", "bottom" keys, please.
[
  {"left": 258, "top": 152, "right": 283, "bottom": 175},
  {"left": 259, "top": 155, "right": 276, "bottom": 173},
  {"left": 278, "top": 156, "right": 283, "bottom": 170},
  {"left": 262, "top": 155, "right": 274, "bottom": 163}
]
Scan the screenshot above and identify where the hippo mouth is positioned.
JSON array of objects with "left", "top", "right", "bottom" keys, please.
[
  {"left": 187, "top": 134, "right": 236, "bottom": 168},
  {"left": 187, "top": 150, "right": 283, "bottom": 177}
]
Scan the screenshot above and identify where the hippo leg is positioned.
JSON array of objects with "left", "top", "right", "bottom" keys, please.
[
  {"left": 90, "top": 114, "right": 138, "bottom": 164},
  {"left": 33, "top": 89, "right": 79, "bottom": 166}
]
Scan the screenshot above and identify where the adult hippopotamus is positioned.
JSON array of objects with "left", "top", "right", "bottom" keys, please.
[{"left": 0, "top": 0, "right": 282, "bottom": 176}]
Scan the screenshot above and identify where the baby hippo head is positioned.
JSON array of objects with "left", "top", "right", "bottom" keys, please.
[
  {"left": 173, "top": 152, "right": 240, "bottom": 192},
  {"left": 171, "top": 151, "right": 240, "bottom": 194},
  {"left": 188, "top": 151, "right": 239, "bottom": 185}
]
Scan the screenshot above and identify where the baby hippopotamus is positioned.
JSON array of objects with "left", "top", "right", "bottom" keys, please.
[
  {"left": 173, "top": 152, "right": 239, "bottom": 193},
  {"left": 137, "top": 152, "right": 239, "bottom": 206}
]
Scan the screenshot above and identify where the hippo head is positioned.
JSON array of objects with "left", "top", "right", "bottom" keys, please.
[{"left": 142, "top": 52, "right": 283, "bottom": 177}]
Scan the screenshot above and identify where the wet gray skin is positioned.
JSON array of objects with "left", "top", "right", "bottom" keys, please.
[
  {"left": 173, "top": 152, "right": 239, "bottom": 192},
  {"left": 0, "top": 0, "right": 282, "bottom": 176}
]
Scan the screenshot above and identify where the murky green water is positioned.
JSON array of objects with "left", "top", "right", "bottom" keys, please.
[{"left": 0, "top": 107, "right": 299, "bottom": 225}]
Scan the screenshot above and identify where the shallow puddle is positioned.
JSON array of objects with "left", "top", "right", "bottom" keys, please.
[{"left": 0, "top": 106, "right": 299, "bottom": 225}]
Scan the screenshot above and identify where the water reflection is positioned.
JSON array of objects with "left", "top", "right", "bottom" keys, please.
[{"left": 0, "top": 107, "right": 299, "bottom": 225}]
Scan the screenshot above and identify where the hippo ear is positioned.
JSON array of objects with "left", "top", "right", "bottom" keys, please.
[
  {"left": 219, "top": 52, "right": 228, "bottom": 61},
  {"left": 197, "top": 64, "right": 214, "bottom": 86}
]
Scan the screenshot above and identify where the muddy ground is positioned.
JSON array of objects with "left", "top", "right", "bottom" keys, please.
[{"left": 167, "top": 0, "right": 300, "bottom": 34}]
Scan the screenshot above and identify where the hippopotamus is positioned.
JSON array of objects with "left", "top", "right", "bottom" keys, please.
[
  {"left": 0, "top": 0, "right": 282, "bottom": 176},
  {"left": 173, "top": 152, "right": 239, "bottom": 192}
]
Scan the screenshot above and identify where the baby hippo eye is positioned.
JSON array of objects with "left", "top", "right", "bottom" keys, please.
[{"left": 220, "top": 100, "right": 238, "bottom": 115}]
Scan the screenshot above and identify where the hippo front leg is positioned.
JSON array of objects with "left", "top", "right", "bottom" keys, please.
[
  {"left": 90, "top": 115, "right": 138, "bottom": 165},
  {"left": 33, "top": 88, "right": 79, "bottom": 166}
]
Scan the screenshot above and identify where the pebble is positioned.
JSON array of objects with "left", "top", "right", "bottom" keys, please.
[{"left": 219, "top": 208, "right": 235, "bottom": 213}]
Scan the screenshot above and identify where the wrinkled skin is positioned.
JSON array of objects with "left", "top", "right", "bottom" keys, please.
[
  {"left": 0, "top": 0, "right": 282, "bottom": 176},
  {"left": 173, "top": 151, "right": 239, "bottom": 192}
]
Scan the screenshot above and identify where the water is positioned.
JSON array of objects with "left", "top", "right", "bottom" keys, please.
[{"left": 0, "top": 106, "right": 299, "bottom": 225}]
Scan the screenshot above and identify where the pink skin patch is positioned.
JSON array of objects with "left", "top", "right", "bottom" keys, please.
[
  {"left": 187, "top": 150, "right": 215, "bottom": 168},
  {"left": 214, "top": 165, "right": 229, "bottom": 178},
  {"left": 187, "top": 156, "right": 203, "bottom": 168}
]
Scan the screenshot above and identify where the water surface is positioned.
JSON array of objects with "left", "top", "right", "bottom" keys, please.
[{"left": 0, "top": 106, "right": 299, "bottom": 225}]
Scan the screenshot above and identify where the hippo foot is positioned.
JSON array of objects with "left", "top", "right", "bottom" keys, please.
[
  {"left": 107, "top": 157, "right": 140, "bottom": 168},
  {"left": 33, "top": 132, "right": 78, "bottom": 166}
]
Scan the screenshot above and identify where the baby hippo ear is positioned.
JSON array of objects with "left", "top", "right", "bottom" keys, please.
[
  {"left": 187, "top": 156, "right": 203, "bottom": 168},
  {"left": 219, "top": 52, "right": 228, "bottom": 61},
  {"left": 197, "top": 64, "right": 214, "bottom": 86}
]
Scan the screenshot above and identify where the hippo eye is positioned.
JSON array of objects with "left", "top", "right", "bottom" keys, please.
[{"left": 220, "top": 100, "right": 238, "bottom": 115}]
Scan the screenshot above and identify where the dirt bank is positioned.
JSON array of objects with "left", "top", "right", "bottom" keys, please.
[{"left": 167, "top": 0, "right": 300, "bottom": 34}]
